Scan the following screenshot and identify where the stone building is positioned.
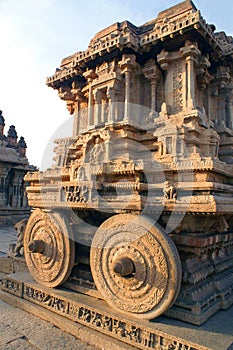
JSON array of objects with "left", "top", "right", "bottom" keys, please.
[
  {"left": 0, "top": 110, "right": 35, "bottom": 224},
  {"left": 23, "top": 0, "right": 233, "bottom": 325}
]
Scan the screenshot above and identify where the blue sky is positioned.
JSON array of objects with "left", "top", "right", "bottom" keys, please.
[{"left": 0, "top": 0, "right": 232, "bottom": 167}]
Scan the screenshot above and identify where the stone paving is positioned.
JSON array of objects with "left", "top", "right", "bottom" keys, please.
[
  {"left": 0, "top": 298, "right": 97, "bottom": 350},
  {"left": 0, "top": 227, "right": 97, "bottom": 350}
]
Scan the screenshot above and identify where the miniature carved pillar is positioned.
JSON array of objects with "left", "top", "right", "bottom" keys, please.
[
  {"left": 17, "top": 174, "right": 25, "bottom": 207},
  {"left": 215, "top": 67, "right": 231, "bottom": 127},
  {"left": 83, "top": 69, "right": 97, "bottom": 128},
  {"left": 181, "top": 41, "right": 200, "bottom": 110},
  {"left": 71, "top": 88, "right": 85, "bottom": 136},
  {"left": 11, "top": 182, "right": 18, "bottom": 208},
  {"left": 186, "top": 56, "right": 195, "bottom": 109},
  {"left": 104, "top": 139, "right": 112, "bottom": 162},
  {"left": 0, "top": 176, "right": 5, "bottom": 206},
  {"left": 157, "top": 50, "right": 171, "bottom": 111},
  {"left": 151, "top": 79, "right": 157, "bottom": 112},
  {"left": 119, "top": 54, "right": 137, "bottom": 122},
  {"left": 88, "top": 85, "right": 93, "bottom": 126},
  {"left": 22, "top": 184, "right": 28, "bottom": 208},
  {"left": 93, "top": 89, "right": 102, "bottom": 125},
  {"left": 73, "top": 107, "right": 79, "bottom": 136},
  {"left": 196, "top": 55, "right": 211, "bottom": 115},
  {"left": 226, "top": 93, "right": 233, "bottom": 129},
  {"left": 143, "top": 60, "right": 161, "bottom": 113},
  {"left": 101, "top": 98, "right": 107, "bottom": 123},
  {"left": 124, "top": 69, "right": 131, "bottom": 120},
  {"left": 229, "top": 96, "right": 233, "bottom": 129},
  {"left": 107, "top": 87, "right": 116, "bottom": 122}
]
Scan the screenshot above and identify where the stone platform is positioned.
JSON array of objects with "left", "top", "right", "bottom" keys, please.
[
  {"left": 0, "top": 208, "right": 30, "bottom": 226},
  {"left": 1, "top": 272, "right": 233, "bottom": 350}
]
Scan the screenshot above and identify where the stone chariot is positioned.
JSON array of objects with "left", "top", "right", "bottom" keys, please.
[{"left": 24, "top": 0, "right": 233, "bottom": 325}]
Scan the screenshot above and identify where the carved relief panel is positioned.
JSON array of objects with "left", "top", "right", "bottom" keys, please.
[{"left": 172, "top": 61, "right": 184, "bottom": 113}]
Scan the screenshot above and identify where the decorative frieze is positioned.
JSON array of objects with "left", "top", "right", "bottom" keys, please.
[
  {"left": 2, "top": 274, "right": 205, "bottom": 350},
  {"left": 173, "top": 61, "right": 184, "bottom": 112}
]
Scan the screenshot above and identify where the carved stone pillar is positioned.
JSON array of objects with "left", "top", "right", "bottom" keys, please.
[
  {"left": 226, "top": 91, "right": 233, "bottom": 129},
  {"left": 83, "top": 69, "right": 97, "bottom": 128},
  {"left": 119, "top": 54, "right": 137, "bottom": 122},
  {"left": 107, "top": 87, "right": 116, "bottom": 122},
  {"left": 196, "top": 56, "right": 211, "bottom": 116},
  {"left": 229, "top": 95, "right": 233, "bottom": 129},
  {"left": 158, "top": 49, "right": 186, "bottom": 113},
  {"left": 72, "top": 107, "right": 79, "bottom": 136},
  {"left": 93, "top": 89, "right": 103, "bottom": 126},
  {"left": 88, "top": 84, "right": 93, "bottom": 126},
  {"left": 17, "top": 174, "right": 25, "bottom": 208},
  {"left": 71, "top": 84, "right": 86, "bottom": 136},
  {"left": 186, "top": 57, "right": 195, "bottom": 109},
  {"left": 143, "top": 60, "right": 162, "bottom": 114},
  {"left": 0, "top": 176, "right": 5, "bottom": 206},
  {"left": 11, "top": 182, "right": 18, "bottom": 208},
  {"left": 104, "top": 139, "right": 112, "bottom": 162},
  {"left": 157, "top": 50, "right": 170, "bottom": 110},
  {"left": 181, "top": 41, "right": 200, "bottom": 110},
  {"left": 101, "top": 96, "right": 107, "bottom": 124},
  {"left": 124, "top": 69, "right": 131, "bottom": 120},
  {"left": 151, "top": 79, "right": 157, "bottom": 112},
  {"left": 215, "top": 66, "right": 231, "bottom": 127},
  {"left": 22, "top": 184, "right": 28, "bottom": 208}
]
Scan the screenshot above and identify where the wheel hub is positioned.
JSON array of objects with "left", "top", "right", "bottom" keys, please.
[
  {"left": 112, "top": 256, "right": 135, "bottom": 277},
  {"left": 28, "top": 240, "right": 45, "bottom": 254}
]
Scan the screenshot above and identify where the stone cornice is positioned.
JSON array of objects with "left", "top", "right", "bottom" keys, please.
[{"left": 46, "top": 2, "right": 232, "bottom": 89}]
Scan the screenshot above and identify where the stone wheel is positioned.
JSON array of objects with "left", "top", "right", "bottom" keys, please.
[
  {"left": 90, "top": 214, "right": 182, "bottom": 319},
  {"left": 24, "top": 209, "right": 75, "bottom": 288}
]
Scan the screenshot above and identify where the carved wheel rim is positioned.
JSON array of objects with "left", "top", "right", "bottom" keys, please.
[
  {"left": 90, "top": 214, "right": 182, "bottom": 319},
  {"left": 24, "top": 209, "right": 75, "bottom": 287}
]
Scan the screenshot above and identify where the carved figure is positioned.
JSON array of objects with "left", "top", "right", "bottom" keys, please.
[
  {"left": 75, "top": 165, "right": 85, "bottom": 180},
  {"left": 90, "top": 137, "right": 104, "bottom": 163},
  {"left": 14, "top": 219, "right": 28, "bottom": 257},
  {"left": 163, "top": 181, "right": 177, "bottom": 200}
]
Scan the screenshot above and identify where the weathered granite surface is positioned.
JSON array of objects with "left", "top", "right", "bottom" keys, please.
[{"left": 12, "top": 0, "right": 233, "bottom": 325}]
